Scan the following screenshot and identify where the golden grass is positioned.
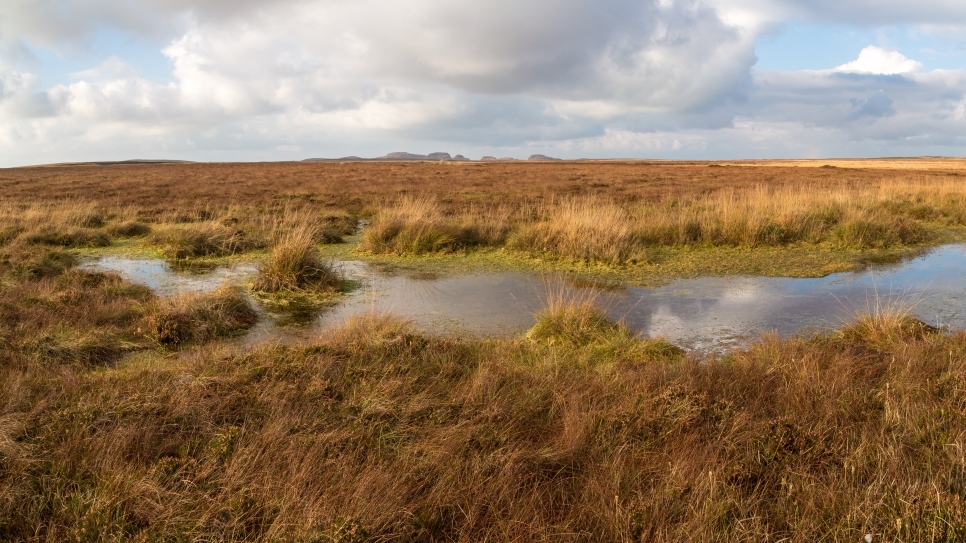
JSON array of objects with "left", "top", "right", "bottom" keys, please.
[
  {"left": 2, "top": 299, "right": 965, "bottom": 540},
  {"left": 252, "top": 227, "right": 343, "bottom": 293},
  {"left": 362, "top": 178, "right": 965, "bottom": 263},
  {"left": 359, "top": 197, "right": 509, "bottom": 254},
  {"left": 146, "top": 284, "right": 258, "bottom": 346}
]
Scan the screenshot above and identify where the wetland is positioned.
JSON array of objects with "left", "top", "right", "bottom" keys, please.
[{"left": 3, "top": 159, "right": 966, "bottom": 541}]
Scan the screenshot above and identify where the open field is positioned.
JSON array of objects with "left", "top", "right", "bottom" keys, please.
[
  {"left": 2, "top": 159, "right": 966, "bottom": 540},
  {"left": 3, "top": 158, "right": 966, "bottom": 279}
]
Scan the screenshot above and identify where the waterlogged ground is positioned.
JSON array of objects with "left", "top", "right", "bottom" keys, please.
[{"left": 81, "top": 244, "right": 966, "bottom": 351}]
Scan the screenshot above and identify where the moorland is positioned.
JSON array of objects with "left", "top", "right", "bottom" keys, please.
[{"left": 2, "top": 159, "right": 966, "bottom": 541}]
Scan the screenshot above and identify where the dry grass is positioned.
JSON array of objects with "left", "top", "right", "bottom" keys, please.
[
  {"left": 147, "top": 285, "right": 258, "bottom": 346},
  {"left": 252, "top": 227, "right": 343, "bottom": 293},
  {"left": 3, "top": 160, "right": 966, "bottom": 539},
  {"left": 359, "top": 197, "right": 509, "bottom": 254},
  {"left": 2, "top": 300, "right": 964, "bottom": 540},
  {"left": 0, "top": 262, "right": 154, "bottom": 368},
  {"left": 147, "top": 223, "right": 258, "bottom": 259},
  {"left": 366, "top": 180, "right": 961, "bottom": 262},
  {"left": 0, "top": 161, "right": 964, "bottom": 265}
]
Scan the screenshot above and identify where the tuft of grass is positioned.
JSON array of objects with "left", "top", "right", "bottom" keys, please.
[
  {"left": 23, "top": 226, "right": 111, "bottom": 248},
  {"left": 147, "top": 285, "right": 258, "bottom": 346},
  {"left": 0, "top": 268, "right": 153, "bottom": 366},
  {"left": 147, "top": 223, "right": 254, "bottom": 259},
  {"left": 832, "top": 216, "right": 932, "bottom": 249},
  {"left": 840, "top": 297, "right": 940, "bottom": 347},
  {"left": 107, "top": 220, "right": 152, "bottom": 238},
  {"left": 360, "top": 197, "right": 509, "bottom": 255},
  {"left": 528, "top": 295, "right": 626, "bottom": 346},
  {"left": 0, "top": 245, "right": 77, "bottom": 280},
  {"left": 512, "top": 198, "right": 639, "bottom": 263},
  {"left": 252, "top": 227, "right": 343, "bottom": 293}
]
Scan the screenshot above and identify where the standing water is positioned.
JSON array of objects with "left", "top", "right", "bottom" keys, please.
[{"left": 81, "top": 244, "right": 966, "bottom": 351}]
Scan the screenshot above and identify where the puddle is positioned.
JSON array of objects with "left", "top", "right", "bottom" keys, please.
[
  {"left": 81, "top": 244, "right": 966, "bottom": 352},
  {"left": 79, "top": 256, "right": 259, "bottom": 296}
]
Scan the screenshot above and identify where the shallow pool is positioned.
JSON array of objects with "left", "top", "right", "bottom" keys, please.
[{"left": 81, "top": 244, "right": 966, "bottom": 351}]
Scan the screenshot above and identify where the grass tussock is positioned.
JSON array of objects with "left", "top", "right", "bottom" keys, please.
[
  {"left": 3, "top": 307, "right": 966, "bottom": 540},
  {"left": 839, "top": 297, "right": 941, "bottom": 347},
  {"left": 0, "top": 245, "right": 77, "bottom": 280},
  {"left": 107, "top": 220, "right": 152, "bottom": 238},
  {"left": 527, "top": 291, "right": 627, "bottom": 346},
  {"left": 360, "top": 197, "right": 509, "bottom": 255},
  {"left": 147, "top": 285, "right": 258, "bottom": 346},
  {"left": 252, "top": 227, "right": 343, "bottom": 293},
  {"left": 512, "top": 198, "right": 638, "bottom": 263},
  {"left": 147, "top": 223, "right": 256, "bottom": 259}
]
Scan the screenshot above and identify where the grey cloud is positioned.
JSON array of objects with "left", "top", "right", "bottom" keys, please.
[
  {"left": 2, "top": 0, "right": 966, "bottom": 166},
  {"left": 850, "top": 90, "right": 895, "bottom": 120}
]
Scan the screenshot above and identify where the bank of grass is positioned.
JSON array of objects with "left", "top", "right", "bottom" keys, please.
[
  {"left": 2, "top": 293, "right": 966, "bottom": 540},
  {"left": 361, "top": 180, "right": 966, "bottom": 266},
  {"left": 328, "top": 238, "right": 947, "bottom": 287}
]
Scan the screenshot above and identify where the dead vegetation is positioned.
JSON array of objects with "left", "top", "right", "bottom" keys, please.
[
  {"left": 147, "top": 285, "right": 258, "bottom": 346},
  {"left": 2, "top": 160, "right": 966, "bottom": 540},
  {"left": 1, "top": 294, "right": 964, "bottom": 540}
]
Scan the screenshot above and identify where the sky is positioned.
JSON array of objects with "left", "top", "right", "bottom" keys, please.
[{"left": 0, "top": 0, "right": 965, "bottom": 166}]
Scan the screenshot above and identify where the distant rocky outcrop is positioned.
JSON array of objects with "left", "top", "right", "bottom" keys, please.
[
  {"left": 498, "top": 157, "right": 518, "bottom": 161},
  {"left": 528, "top": 154, "right": 561, "bottom": 161},
  {"left": 452, "top": 154, "right": 469, "bottom": 161},
  {"left": 384, "top": 152, "right": 429, "bottom": 160},
  {"left": 426, "top": 152, "right": 451, "bottom": 160},
  {"left": 480, "top": 156, "right": 498, "bottom": 162}
]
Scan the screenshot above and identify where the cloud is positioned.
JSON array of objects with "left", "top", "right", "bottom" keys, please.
[
  {"left": 1, "top": 0, "right": 966, "bottom": 165},
  {"left": 834, "top": 46, "right": 923, "bottom": 75},
  {"left": 849, "top": 90, "right": 896, "bottom": 119}
]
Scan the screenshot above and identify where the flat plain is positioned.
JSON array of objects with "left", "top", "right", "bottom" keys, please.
[{"left": 2, "top": 158, "right": 966, "bottom": 541}]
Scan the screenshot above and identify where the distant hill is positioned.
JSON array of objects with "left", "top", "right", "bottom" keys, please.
[
  {"left": 304, "top": 151, "right": 471, "bottom": 162},
  {"left": 528, "top": 154, "right": 561, "bottom": 161}
]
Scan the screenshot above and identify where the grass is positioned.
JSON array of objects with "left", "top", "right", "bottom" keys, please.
[
  {"left": 2, "top": 298, "right": 965, "bottom": 540},
  {"left": 4, "top": 159, "right": 966, "bottom": 539},
  {"left": 359, "top": 197, "right": 509, "bottom": 254},
  {"left": 367, "top": 185, "right": 954, "bottom": 265},
  {"left": 146, "top": 285, "right": 259, "bottom": 346},
  {"left": 252, "top": 227, "right": 343, "bottom": 293},
  {"left": 147, "top": 223, "right": 259, "bottom": 259}
]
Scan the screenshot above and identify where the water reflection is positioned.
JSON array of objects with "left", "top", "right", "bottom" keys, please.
[{"left": 81, "top": 244, "right": 966, "bottom": 351}]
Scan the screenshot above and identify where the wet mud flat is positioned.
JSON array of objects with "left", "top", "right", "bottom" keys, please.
[{"left": 81, "top": 243, "right": 966, "bottom": 351}]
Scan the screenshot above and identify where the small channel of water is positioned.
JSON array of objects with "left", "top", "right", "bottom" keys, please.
[{"left": 80, "top": 244, "right": 966, "bottom": 351}]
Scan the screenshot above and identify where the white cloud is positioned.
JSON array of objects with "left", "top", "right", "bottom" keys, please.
[
  {"left": 834, "top": 46, "right": 923, "bottom": 75},
  {"left": 1, "top": 0, "right": 966, "bottom": 165}
]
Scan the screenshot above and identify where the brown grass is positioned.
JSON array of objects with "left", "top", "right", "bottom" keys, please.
[
  {"left": 1, "top": 161, "right": 964, "bottom": 263},
  {"left": 3, "top": 160, "right": 966, "bottom": 540},
  {"left": 147, "top": 285, "right": 258, "bottom": 346},
  {"left": 252, "top": 227, "right": 343, "bottom": 293},
  {"left": 2, "top": 301, "right": 964, "bottom": 540},
  {"left": 359, "top": 197, "right": 509, "bottom": 254}
]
